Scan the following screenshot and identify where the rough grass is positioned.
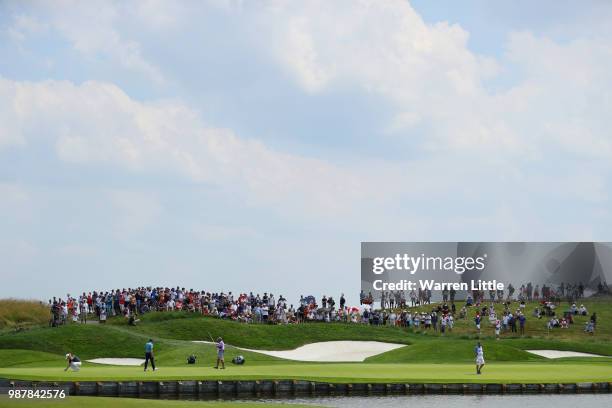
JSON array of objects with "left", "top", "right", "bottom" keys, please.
[{"left": 0, "top": 300, "right": 49, "bottom": 330}]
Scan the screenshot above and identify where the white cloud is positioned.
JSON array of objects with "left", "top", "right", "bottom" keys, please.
[
  {"left": 250, "top": 0, "right": 501, "bottom": 142},
  {"left": 6, "top": 0, "right": 611, "bottom": 162},
  {"left": 1, "top": 0, "right": 611, "bottom": 226},
  {"left": 6, "top": 14, "right": 48, "bottom": 42},
  {"left": 227, "top": 0, "right": 612, "bottom": 161},
  {"left": 0, "top": 77, "right": 372, "bottom": 217},
  {"left": 6, "top": 0, "right": 165, "bottom": 84}
]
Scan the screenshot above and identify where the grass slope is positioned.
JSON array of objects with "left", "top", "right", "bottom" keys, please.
[
  {"left": 115, "top": 312, "right": 413, "bottom": 349},
  {"left": 0, "top": 326, "right": 283, "bottom": 368},
  {"left": 108, "top": 298, "right": 612, "bottom": 351}
]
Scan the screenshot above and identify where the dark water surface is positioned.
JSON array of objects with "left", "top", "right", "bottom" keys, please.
[{"left": 255, "top": 394, "right": 612, "bottom": 407}]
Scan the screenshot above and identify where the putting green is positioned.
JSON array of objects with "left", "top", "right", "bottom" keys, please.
[{"left": 1, "top": 362, "right": 611, "bottom": 383}]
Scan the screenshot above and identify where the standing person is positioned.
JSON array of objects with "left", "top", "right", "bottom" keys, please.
[
  {"left": 474, "top": 342, "right": 485, "bottom": 374},
  {"left": 64, "top": 353, "right": 81, "bottom": 372},
  {"left": 214, "top": 337, "right": 225, "bottom": 369},
  {"left": 495, "top": 317, "right": 501, "bottom": 340},
  {"left": 518, "top": 313, "right": 526, "bottom": 336},
  {"left": 79, "top": 299, "right": 87, "bottom": 324},
  {"left": 144, "top": 339, "right": 156, "bottom": 372}
]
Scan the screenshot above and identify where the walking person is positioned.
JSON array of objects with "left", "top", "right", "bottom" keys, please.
[
  {"left": 144, "top": 339, "right": 156, "bottom": 372},
  {"left": 214, "top": 337, "right": 225, "bottom": 369}
]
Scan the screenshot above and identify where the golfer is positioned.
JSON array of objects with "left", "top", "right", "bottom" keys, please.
[
  {"left": 144, "top": 339, "right": 156, "bottom": 372},
  {"left": 474, "top": 342, "right": 485, "bottom": 374},
  {"left": 214, "top": 337, "right": 225, "bottom": 369},
  {"left": 64, "top": 353, "right": 81, "bottom": 372}
]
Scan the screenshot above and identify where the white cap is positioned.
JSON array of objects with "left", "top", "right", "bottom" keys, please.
[{"left": 65, "top": 353, "right": 70, "bottom": 359}]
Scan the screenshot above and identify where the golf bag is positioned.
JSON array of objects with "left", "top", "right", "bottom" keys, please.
[
  {"left": 187, "top": 355, "right": 196, "bottom": 364},
  {"left": 231, "top": 355, "right": 245, "bottom": 365}
]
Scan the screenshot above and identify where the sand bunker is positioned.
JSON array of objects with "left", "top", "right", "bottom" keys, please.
[
  {"left": 526, "top": 350, "right": 606, "bottom": 359},
  {"left": 87, "top": 358, "right": 145, "bottom": 366},
  {"left": 193, "top": 340, "right": 405, "bottom": 362}
]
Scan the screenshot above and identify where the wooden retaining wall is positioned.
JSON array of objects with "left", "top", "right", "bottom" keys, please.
[{"left": 1, "top": 379, "right": 611, "bottom": 398}]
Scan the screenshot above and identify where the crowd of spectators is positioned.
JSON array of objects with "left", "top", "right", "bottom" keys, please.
[
  {"left": 47, "top": 288, "right": 356, "bottom": 326},
  {"left": 46, "top": 281, "right": 605, "bottom": 337}
]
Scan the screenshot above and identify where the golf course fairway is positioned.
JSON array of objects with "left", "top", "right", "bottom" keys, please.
[{"left": 1, "top": 362, "right": 611, "bottom": 384}]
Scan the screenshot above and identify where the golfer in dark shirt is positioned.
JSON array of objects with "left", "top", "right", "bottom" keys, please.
[{"left": 64, "top": 353, "right": 81, "bottom": 371}]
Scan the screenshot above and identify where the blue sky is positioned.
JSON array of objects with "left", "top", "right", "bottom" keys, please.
[{"left": 1, "top": 0, "right": 611, "bottom": 303}]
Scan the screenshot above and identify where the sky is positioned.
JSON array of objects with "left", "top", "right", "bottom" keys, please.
[{"left": 1, "top": 0, "right": 612, "bottom": 304}]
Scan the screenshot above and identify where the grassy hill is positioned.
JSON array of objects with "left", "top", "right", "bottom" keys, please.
[{"left": 116, "top": 311, "right": 414, "bottom": 349}]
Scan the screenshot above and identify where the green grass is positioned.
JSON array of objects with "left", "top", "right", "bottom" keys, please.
[
  {"left": 366, "top": 338, "right": 540, "bottom": 363},
  {"left": 0, "top": 396, "right": 319, "bottom": 408},
  {"left": 107, "top": 298, "right": 612, "bottom": 349},
  {"left": 0, "top": 350, "right": 65, "bottom": 368},
  {"left": 0, "top": 362, "right": 610, "bottom": 384},
  {"left": 0, "top": 326, "right": 283, "bottom": 368},
  {"left": 404, "top": 297, "right": 612, "bottom": 340},
  {"left": 114, "top": 312, "right": 414, "bottom": 350}
]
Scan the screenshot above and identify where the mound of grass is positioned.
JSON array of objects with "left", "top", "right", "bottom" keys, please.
[
  {"left": 0, "top": 299, "right": 49, "bottom": 330},
  {"left": 100, "top": 298, "right": 612, "bottom": 348},
  {"left": 0, "top": 350, "right": 65, "bottom": 368},
  {"left": 0, "top": 325, "right": 282, "bottom": 368},
  {"left": 0, "top": 325, "right": 147, "bottom": 360},
  {"left": 117, "top": 315, "right": 413, "bottom": 350}
]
